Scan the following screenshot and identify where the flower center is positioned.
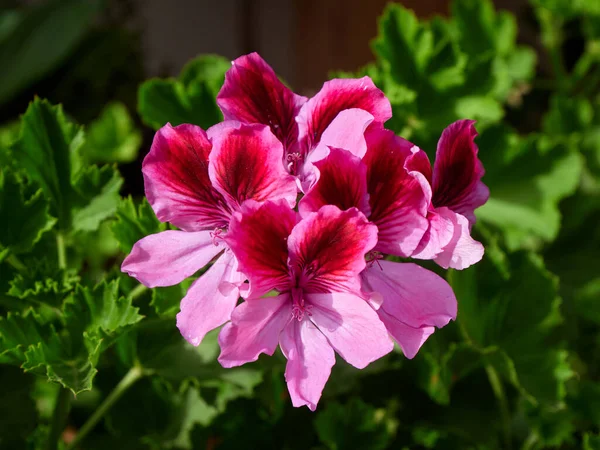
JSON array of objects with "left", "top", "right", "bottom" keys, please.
[
  {"left": 366, "top": 251, "right": 384, "bottom": 270},
  {"left": 290, "top": 287, "right": 312, "bottom": 321},
  {"left": 210, "top": 227, "right": 226, "bottom": 246},
  {"left": 286, "top": 152, "right": 303, "bottom": 175}
]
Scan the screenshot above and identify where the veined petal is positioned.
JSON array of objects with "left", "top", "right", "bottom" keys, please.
[
  {"left": 308, "top": 292, "right": 393, "bottom": 369},
  {"left": 225, "top": 200, "right": 297, "bottom": 297},
  {"left": 363, "top": 128, "right": 429, "bottom": 257},
  {"left": 176, "top": 251, "right": 243, "bottom": 346},
  {"left": 362, "top": 261, "right": 457, "bottom": 329},
  {"left": 218, "top": 293, "right": 292, "bottom": 368},
  {"left": 432, "top": 120, "right": 489, "bottom": 225},
  {"left": 296, "top": 77, "right": 392, "bottom": 152},
  {"left": 433, "top": 208, "right": 484, "bottom": 270},
  {"left": 279, "top": 318, "right": 335, "bottom": 411},
  {"left": 217, "top": 52, "right": 307, "bottom": 149},
  {"left": 143, "top": 124, "right": 231, "bottom": 231},
  {"left": 121, "top": 230, "right": 222, "bottom": 288},
  {"left": 299, "top": 148, "right": 370, "bottom": 218},
  {"left": 209, "top": 122, "right": 298, "bottom": 209},
  {"left": 317, "top": 108, "right": 374, "bottom": 159},
  {"left": 288, "top": 206, "right": 377, "bottom": 294}
]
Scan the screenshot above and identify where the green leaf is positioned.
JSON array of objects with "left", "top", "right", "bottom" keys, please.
[
  {"left": 476, "top": 129, "right": 583, "bottom": 249},
  {"left": 71, "top": 164, "right": 123, "bottom": 232},
  {"left": 11, "top": 98, "right": 83, "bottom": 229},
  {"left": 151, "top": 279, "right": 194, "bottom": 317},
  {"left": 314, "top": 398, "right": 397, "bottom": 450},
  {"left": 112, "top": 196, "right": 166, "bottom": 253},
  {"left": 0, "top": 170, "right": 56, "bottom": 254},
  {"left": 585, "top": 433, "right": 600, "bottom": 450},
  {"left": 138, "top": 54, "right": 230, "bottom": 130},
  {"left": 0, "top": 0, "right": 101, "bottom": 105},
  {"left": 80, "top": 102, "right": 142, "bottom": 164}
]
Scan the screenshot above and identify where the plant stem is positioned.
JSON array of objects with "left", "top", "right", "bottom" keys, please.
[
  {"left": 67, "top": 365, "right": 144, "bottom": 450},
  {"left": 47, "top": 387, "right": 72, "bottom": 450},
  {"left": 485, "top": 364, "right": 512, "bottom": 450},
  {"left": 128, "top": 283, "right": 148, "bottom": 301},
  {"left": 7, "top": 252, "right": 27, "bottom": 272},
  {"left": 538, "top": 9, "right": 568, "bottom": 91},
  {"left": 56, "top": 232, "right": 67, "bottom": 269}
]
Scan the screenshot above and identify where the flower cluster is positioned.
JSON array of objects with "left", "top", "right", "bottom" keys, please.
[{"left": 122, "top": 53, "right": 489, "bottom": 410}]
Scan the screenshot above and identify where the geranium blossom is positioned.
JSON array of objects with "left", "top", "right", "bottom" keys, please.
[
  {"left": 218, "top": 201, "right": 393, "bottom": 410},
  {"left": 121, "top": 121, "right": 297, "bottom": 346},
  {"left": 217, "top": 52, "right": 392, "bottom": 187}
]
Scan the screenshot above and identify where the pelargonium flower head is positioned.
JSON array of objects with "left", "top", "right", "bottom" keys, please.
[
  {"left": 410, "top": 119, "right": 489, "bottom": 270},
  {"left": 297, "top": 130, "right": 458, "bottom": 359},
  {"left": 217, "top": 52, "right": 392, "bottom": 186},
  {"left": 218, "top": 200, "right": 394, "bottom": 410},
  {"left": 121, "top": 121, "right": 297, "bottom": 346}
]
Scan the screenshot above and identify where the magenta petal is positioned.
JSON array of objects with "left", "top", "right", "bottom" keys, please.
[
  {"left": 225, "top": 200, "right": 297, "bottom": 297},
  {"left": 288, "top": 206, "right": 377, "bottom": 294},
  {"left": 176, "top": 251, "right": 243, "bottom": 346},
  {"left": 433, "top": 208, "right": 485, "bottom": 270},
  {"left": 296, "top": 77, "right": 392, "bottom": 152},
  {"left": 217, "top": 53, "right": 307, "bottom": 149},
  {"left": 279, "top": 318, "right": 335, "bottom": 411},
  {"left": 308, "top": 292, "right": 393, "bottom": 369},
  {"left": 432, "top": 120, "right": 489, "bottom": 225},
  {"left": 208, "top": 122, "right": 298, "bottom": 209},
  {"left": 363, "top": 128, "right": 429, "bottom": 257},
  {"left": 121, "top": 230, "right": 222, "bottom": 288},
  {"left": 376, "top": 309, "right": 434, "bottom": 359},
  {"left": 218, "top": 293, "right": 292, "bottom": 368},
  {"left": 143, "top": 123, "right": 231, "bottom": 231},
  {"left": 299, "top": 148, "right": 370, "bottom": 218}
]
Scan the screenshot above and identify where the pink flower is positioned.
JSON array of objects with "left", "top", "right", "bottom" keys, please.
[
  {"left": 409, "top": 120, "right": 489, "bottom": 270},
  {"left": 218, "top": 201, "right": 394, "bottom": 410},
  {"left": 298, "top": 128, "right": 458, "bottom": 358},
  {"left": 216, "top": 52, "right": 392, "bottom": 187},
  {"left": 121, "top": 122, "right": 297, "bottom": 346}
]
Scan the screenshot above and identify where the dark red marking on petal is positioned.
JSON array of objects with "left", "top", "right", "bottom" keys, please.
[
  {"left": 296, "top": 77, "right": 392, "bottom": 152},
  {"left": 299, "top": 147, "right": 370, "bottom": 217},
  {"left": 217, "top": 53, "right": 307, "bottom": 150},
  {"left": 143, "top": 123, "right": 231, "bottom": 231},
  {"left": 288, "top": 206, "right": 377, "bottom": 294},
  {"left": 431, "top": 120, "right": 489, "bottom": 225},
  {"left": 225, "top": 200, "right": 297, "bottom": 296},
  {"left": 363, "top": 128, "right": 429, "bottom": 257}
]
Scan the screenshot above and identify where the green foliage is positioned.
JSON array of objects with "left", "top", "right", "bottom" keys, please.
[{"left": 138, "top": 54, "right": 230, "bottom": 130}]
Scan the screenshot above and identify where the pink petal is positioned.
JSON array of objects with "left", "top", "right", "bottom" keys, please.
[
  {"left": 376, "top": 308, "right": 434, "bottom": 359},
  {"left": 216, "top": 53, "right": 307, "bottom": 149},
  {"left": 143, "top": 123, "right": 231, "bottom": 231},
  {"left": 432, "top": 120, "right": 489, "bottom": 226},
  {"left": 208, "top": 122, "right": 298, "bottom": 210},
  {"left": 225, "top": 200, "right": 297, "bottom": 297},
  {"left": 122, "top": 230, "right": 222, "bottom": 288},
  {"left": 363, "top": 128, "right": 429, "bottom": 257},
  {"left": 296, "top": 77, "right": 392, "bottom": 152},
  {"left": 411, "top": 210, "right": 455, "bottom": 260},
  {"left": 433, "top": 208, "right": 485, "bottom": 270},
  {"left": 307, "top": 292, "right": 393, "bottom": 369},
  {"left": 176, "top": 251, "right": 243, "bottom": 346},
  {"left": 298, "top": 148, "right": 370, "bottom": 218},
  {"left": 279, "top": 318, "right": 335, "bottom": 411},
  {"left": 288, "top": 206, "right": 377, "bottom": 294},
  {"left": 317, "top": 108, "right": 374, "bottom": 159},
  {"left": 218, "top": 293, "right": 292, "bottom": 368},
  {"left": 362, "top": 261, "right": 457, "bottom": 329}
]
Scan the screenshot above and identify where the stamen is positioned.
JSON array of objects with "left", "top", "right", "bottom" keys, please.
[
  {"left": 366, "top": 251, "right": 384, "bottom": 270},
  {"left": 210, "top": 227, "right": 226, "bottom": 246},
  {"left": 286, "top": 152, "right": 303, "bottom": 175},
  {"left": 290, "top": 288, "right": 312, "bottom": 321}
]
